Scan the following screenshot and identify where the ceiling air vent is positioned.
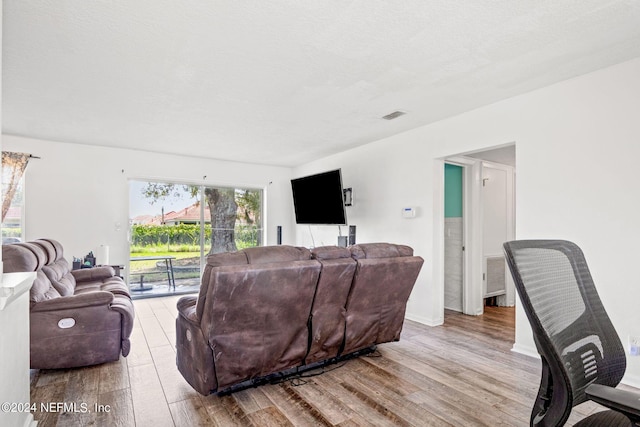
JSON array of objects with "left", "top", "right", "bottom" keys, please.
[{"left": 381, "top": 110, "right": 406, "bottom": 120}]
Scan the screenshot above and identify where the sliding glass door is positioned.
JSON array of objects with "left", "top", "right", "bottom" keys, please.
[{"left": 128, "top": 180, "right": 263, "bottom": 298}]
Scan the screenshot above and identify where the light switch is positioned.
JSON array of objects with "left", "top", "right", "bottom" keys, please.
[{"left": 402, "top": 207, "right": 417, "bottom": 218}]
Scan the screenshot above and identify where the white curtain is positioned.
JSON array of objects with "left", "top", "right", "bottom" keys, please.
[{"left": 1, "top": 152, "right": 31, "bottom": 222}]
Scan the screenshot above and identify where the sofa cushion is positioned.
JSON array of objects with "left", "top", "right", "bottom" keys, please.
[
  {"left": 199, "top": 252, "right": 251, "bottom": 321},
  {"left": 33, "top": 239, "right": 57, "bottom": 263},
  {"left": 307, "top": 245, "right": 357, "bottom": 364},
  {"left": 202, "top": 260, "right": 321, "bottom": 390},
  {"left": 41, "top": 261, "right": 76, "bottom": 296},
  {"left": 206, "top": 251, "right": 248, "bottom": 267},
  {"left": 34, "top": 239, "right": 77, "bottom": 296},
  {"left": 198, "top": 245, "right": 313, "bottom": 323},
  {"left": 74, "top": 283, "right": 102, "bottom": 295},
  {"left": 342, "top": 245, "right": 423, "bottom": 355},
  {"left": 311, "top": 245, "right": 351, "bottom": 260},
  {"left": 3, "top": 242, "right": 45, "bottom": 272},
  {"left": 72, "top": 266, "right": 116, "bottom": 282},
  {"left": 349, "top": 243, "right": 413, "bottom": 260},
  {"left": 244, "top": 245, "right": 311, "bottom": 264},
  {"left": 99, "top": 279, "right": 132, "bottom": 297},
  {"left": 206, "top": 246, "right": 311, "bottom": 267},
  {"left": 26, "top": 270, "right": 62, "bottom": 305}
]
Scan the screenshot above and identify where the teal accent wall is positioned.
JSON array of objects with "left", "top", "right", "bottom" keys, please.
[{"left": 444, "top": 164, "right": 463, "bottom": 218}]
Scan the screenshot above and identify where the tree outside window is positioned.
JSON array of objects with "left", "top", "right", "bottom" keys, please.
[{"left": 1, "top": 152, "right": 31, "bottom": 244}]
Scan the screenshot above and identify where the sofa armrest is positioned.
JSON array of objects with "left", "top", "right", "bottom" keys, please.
[
  {"left": 177, "top": 295, "right": 199, "bottom": 325},
  {"left": 72, "top": 266, "right": 116, "bottom": 282},
  {"left": 110, "top": 294, "right": 135, "bottom": 356},
  {"left": 31, "top": 291, "right": 114, "bottom": 312}
]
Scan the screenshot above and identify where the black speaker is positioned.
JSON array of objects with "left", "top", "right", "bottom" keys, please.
[
  {"left": 277, "top": 226, "right": 282, "bottom": 245},
  {"left": 348, "top": 225, "right": 356, "bottom": 245}
]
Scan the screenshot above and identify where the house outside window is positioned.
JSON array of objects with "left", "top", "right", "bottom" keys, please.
[{"left": 128, "top": 179, "right": 263, "bottom": 298}]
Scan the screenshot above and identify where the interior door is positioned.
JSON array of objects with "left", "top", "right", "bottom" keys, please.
[{"left": 481, "top": 164, "right": 510, "bottom": 302}]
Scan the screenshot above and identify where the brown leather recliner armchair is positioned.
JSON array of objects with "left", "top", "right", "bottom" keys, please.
[
  {"left": 176, "top": 245, "right": 321, "bottom": 394},
  {"left": 2, "top": 239, "right": 134, "bottom": 369}
]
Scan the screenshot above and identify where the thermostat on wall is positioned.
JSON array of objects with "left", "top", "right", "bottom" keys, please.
[{"left": 402, "top": 207, "right": 417, "bottom": 218}]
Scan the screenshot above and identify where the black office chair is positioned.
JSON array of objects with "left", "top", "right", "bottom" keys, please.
[{"left": 503, "top": 240, "right": 640, "bottom": 426}]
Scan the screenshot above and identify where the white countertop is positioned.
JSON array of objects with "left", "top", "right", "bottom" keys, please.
[{"left": 0, "top": 272, "right": 36, "bottom": 310}]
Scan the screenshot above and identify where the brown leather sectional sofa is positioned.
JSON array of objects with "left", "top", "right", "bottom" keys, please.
[
  {"left": 176, "top": 242, "right": 423, "bottom": 395},
  {"left": 2, "top": 239, "right": 134, "bottom": 369}
]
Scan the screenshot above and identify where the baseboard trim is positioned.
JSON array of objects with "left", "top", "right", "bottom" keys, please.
[
  {"left": 511, "top": 343, "right": 539, "bottom": 359},
  {"left": 621, "top": 373, "right": 640, "bottom": 389},
  {"left": 405, "top": 313, "right": 443, "bottom": 327}
]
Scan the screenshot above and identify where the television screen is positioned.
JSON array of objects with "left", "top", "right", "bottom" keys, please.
[{"left": 291, "top": 169, "right": 347, "bottom": 225}]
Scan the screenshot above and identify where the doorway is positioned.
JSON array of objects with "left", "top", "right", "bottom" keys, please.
[
  {"left": 444, "top": 162, "right": 464, "bottom": 312},
  {"left": 441, "top": 144, "right": 516, "bottom": 318}
]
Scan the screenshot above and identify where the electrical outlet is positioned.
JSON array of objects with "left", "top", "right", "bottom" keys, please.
[{"left": 629, "top": 336, "right": 640, "bottom": 356}]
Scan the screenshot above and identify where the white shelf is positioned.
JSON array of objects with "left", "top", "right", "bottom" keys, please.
[{"left": 0, "top": 272, "right": 36, "bottom": 311}]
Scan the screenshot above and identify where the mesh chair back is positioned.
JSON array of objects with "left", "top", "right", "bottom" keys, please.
[{"left": 503, "top": 240, "right": 626, "bottom": 426}]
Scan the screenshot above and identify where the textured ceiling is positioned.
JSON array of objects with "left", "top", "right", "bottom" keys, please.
[{"left": 4, "top": 1, "right": 640, "bottom": 166}]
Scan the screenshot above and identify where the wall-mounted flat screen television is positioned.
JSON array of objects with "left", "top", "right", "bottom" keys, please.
[{"left": 291, "top": 169, "right": 347, "bottom": 225}]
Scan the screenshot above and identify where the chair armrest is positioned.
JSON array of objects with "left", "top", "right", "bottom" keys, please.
[
  {"left": 585, "top": 383, "right": 640, "bottom": 421},
  {"left": 177, "top": 295, "right": 199, "bottom": 325},
  {"left": 31, "top": 291, "right": 114, "bottom": 312},
  {"left": 72, "top": 266, "right": 116, "bottom": 282}
]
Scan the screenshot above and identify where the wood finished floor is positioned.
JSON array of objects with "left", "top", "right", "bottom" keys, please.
[{"left": 29, "top": 296, "right": 635, "bottom": 426}]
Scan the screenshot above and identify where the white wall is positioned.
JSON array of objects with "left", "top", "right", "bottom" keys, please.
[
  {"left": 5, "top": 57, "right": 640, "bottom": 387},
  {"left": 2, "top": 135, "right": 295, "bottom": 266},
  {"left": 294, "top": 137, "right": 438, "bottom": 326},
  {"left": 295, "top": 57, "right": 640, "bottom": 387}
]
